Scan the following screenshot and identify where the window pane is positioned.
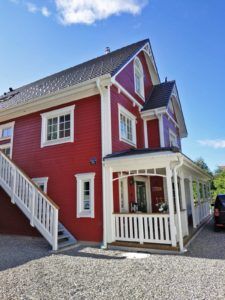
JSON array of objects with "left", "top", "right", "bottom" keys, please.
[{"left": 83, "top": 181, "right": 90, "bottom": 210}]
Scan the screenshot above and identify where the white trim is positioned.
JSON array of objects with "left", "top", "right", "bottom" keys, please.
[
  {"left": 75, "top": 172, "right": 95, "bottom": 218},
  {"left": 144, "top": 119, "right": 148, "bottom": 148},
  {"left": 118, "top": 104, "right": 137, "bottom": 147},
  {"left": 157, "top": 113, "right": 165, "bottom": 147},
  {"left": 134, "top": 57, "right": 145, "bottom": 100},
  {"left": 119, "top": 177, "right": 129, "bottom": 213},
  {"left": 41, "top": 104, "right": 75, "bottom": 148},
  {"left": 134, "top": 176, "right": 151, "bottom": 213},
  {"left": 32, "top": 177, "right": 49, "bottom": 193}
]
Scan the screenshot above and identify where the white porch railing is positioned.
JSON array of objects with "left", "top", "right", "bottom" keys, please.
[
  {"left": 114, "top": 213, "right": 171, "bottom": 245},
  {"left": 0, "top": 150, "right": 59, "bottom": 250},
  {"left": 194, "top": 201, "right": 210, "bottom": 227}
]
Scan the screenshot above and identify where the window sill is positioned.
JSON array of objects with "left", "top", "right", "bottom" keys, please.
[
  {"left": 41, "top": 137, "right": 73, "bottom": 148},
  {"left": 0, "top": 137, "right": 11, "bottom": 142},
  {"left": 120, "top": 137, "right": 137, "bottom": 148},
  {"left": 77, "top": 212, "right": 94, "bottom": 219}
]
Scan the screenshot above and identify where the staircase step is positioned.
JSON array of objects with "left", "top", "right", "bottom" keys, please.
[
  {"left": 58, "top": 234, "right": 70, "bottom": 241},
  {"left": 57, "top": 239, "right": 77, "bottom": 250}
]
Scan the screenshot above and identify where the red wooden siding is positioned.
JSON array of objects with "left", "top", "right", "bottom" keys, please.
[
  {"left": 110, "top": 85, "right": 145, "bottom": 152},
  {"left": 147, "top": 119, "right": 160, "bottom": 148},
  {"left": 0, "top": 95, "right": 103, "bottom": 242},
  {"left": 0, "top": 188, "right": 40, "bottom": 236},
  {"left": 150, "top": 176, "right": 164, "bottom": 213},
  {"left": 116, "top": 51, "right": 153, "bottom": 105}
]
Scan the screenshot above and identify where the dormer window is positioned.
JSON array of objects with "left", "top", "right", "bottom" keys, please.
[
  {"left": 169, "top": 130, "right": 178, "bottom": 147},
  {"left": 134, "top": 57, "right": 144, "bottom": 99}
]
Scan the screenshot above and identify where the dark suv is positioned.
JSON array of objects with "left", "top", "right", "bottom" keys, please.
[{"left": 213, "top": 194, "right": 225, "bottom": 231}]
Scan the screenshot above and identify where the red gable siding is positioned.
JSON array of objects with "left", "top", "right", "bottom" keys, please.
[
  {"left": 147, "top": 119, "right": 160, "bottom": 148},
  {"left": 115, "top": 51, "right": 153, "bottom": 105},
  {"left": 0, "top": 95, "right": 103, "bottom": 242}
]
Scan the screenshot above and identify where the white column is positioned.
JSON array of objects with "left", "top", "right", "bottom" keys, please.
[
  {"left": 144, "top": 119, "right": 148, "bottom": 148},
  {"left": 180, "top": 172, "right": 189, "bottom": 236},
  {"left": 189, "top": 176, "right": 196, "bottom": 228},
  {"left": 173, "top": 170, "right": 184, "bottom": 251},
  {"left": 158, "top": 114, "right": 165, "bottom": 147},
  {"left": 166, "top": 166, "right": 176, "bottom": 247},
  {"left": 102, "top": 165, "right": 114, "bottom": 247}
]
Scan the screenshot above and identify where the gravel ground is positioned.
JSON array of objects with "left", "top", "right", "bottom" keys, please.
[{"left": 0, "top": 220, "right": 225, "bottom": 300}]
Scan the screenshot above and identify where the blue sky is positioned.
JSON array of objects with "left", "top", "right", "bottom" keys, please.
[{"left": 1, "top": 0, "right": 224, "bottom": 171}]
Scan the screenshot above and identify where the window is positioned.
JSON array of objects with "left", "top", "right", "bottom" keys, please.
[
  {"left": 32, "top": 177, "right": 48, "bottom": 193},
  {"left": 134, "top": 57, "right": 144, "bottom": 99},
  {"left": 0, "top": 122, "right": 14, "bottom": 140},
  {"left": 118, "top": 105, "right": 136, "bottom": 146},
  {"left": 41, "top": 105, "right": 75, "bottom": 147},
  {"left": 169, "top": 130, "right": 178, "bottom": 147},
  {"left": 75, "top": 173, "right": 95, "bottom": 218}
]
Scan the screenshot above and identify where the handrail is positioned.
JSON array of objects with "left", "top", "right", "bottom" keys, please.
[{"left": 0, "top": 149, "right": 59, "bottom": 209}]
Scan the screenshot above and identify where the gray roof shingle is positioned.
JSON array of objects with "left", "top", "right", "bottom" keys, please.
[
  {"left": 0, "top": 39, "right": 149, "bottom": 110},
  {"left": 142, "top": 81, "right": 175, "bottom": 111}
]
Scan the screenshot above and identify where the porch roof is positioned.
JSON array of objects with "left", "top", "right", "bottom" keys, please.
[{"left": 104, "top": 147, "right": 212, "bottom": 181}]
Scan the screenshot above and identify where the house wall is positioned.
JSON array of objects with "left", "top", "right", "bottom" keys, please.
[
  {"left": 111, "top": 85, "right": 145, "bottom": 152},
  {"left": 147, "top": 119, "right": 161, "bottom": 148},
  {"left": 115, "top": 51, "right": 153, "bottom": 105},
  {"left": 0, "top": 94, "right": 103, "bottom": 242}
]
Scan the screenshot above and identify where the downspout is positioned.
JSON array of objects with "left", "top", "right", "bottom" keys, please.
[{"left": 173, "top": 155, "right": 186, "bottom": 252}]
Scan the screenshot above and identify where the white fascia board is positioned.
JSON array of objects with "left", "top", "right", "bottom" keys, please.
[
  {"left": 140, "top": 107, "right": 167, "bottom": 119},
  {"left": 0, "top": 75, "right": 111, "bottom": 122}
]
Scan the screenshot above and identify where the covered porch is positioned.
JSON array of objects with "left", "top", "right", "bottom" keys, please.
[{"left": 103, "top": 148, "right": 211, "bottom": 252}]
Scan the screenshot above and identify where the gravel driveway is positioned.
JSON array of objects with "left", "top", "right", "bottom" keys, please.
[{"left": 0, "top": 219, "right": 225, "bottom": 300}]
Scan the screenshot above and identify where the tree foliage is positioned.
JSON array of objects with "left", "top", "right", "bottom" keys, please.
[
  {"left": 195, "top": 157, "right": 213, "bottom": 176},
  {"left": 213, "top": 167, "right": 225, "bottom": 198}
]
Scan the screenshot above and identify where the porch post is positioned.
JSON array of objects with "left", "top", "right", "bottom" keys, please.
[
  {"left": 173, "top": 169, "right": 184, "bottom": 252},
  {"left": 102, "top": 164, "right": 114, "bottom": 247},
  {"left": 166, "top": 166, "right": 176, "bottom": 247},
  {"left": 180, "top": 171, "right": 189, "bottom": 236},
  {"left": 189, "top": 176, "right": 196, "bottom": 228}
]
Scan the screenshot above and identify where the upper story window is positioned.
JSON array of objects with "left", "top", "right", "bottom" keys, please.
[
  {"left": 0, "top": 122, "right": 14, "bottom": 140},
  {"left": 41, "top": 105, "right": 75, "bottom": 147},
  {"left": 75, "top": 173, "right": 95, "bottom": 218},
  {"left": 118, "top": 104, "right": 136, "bottom": 146},
  {"left": 134, "top": 57, "right": 145, "bottom": 99},
  {"left": 169, "top": 129, "right": 178, "bottom": 147}
]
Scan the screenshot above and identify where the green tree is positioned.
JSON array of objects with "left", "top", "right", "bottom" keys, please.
[
  {"left": 195, "top": 157, "right": 213, "bottom": 176},
  {"left": 213, "top": 167, "right": 225, "bottom": 198}
]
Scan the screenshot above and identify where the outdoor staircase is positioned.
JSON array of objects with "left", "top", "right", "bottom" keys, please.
[{"left": 0, "top": 150, "right": 76, "bottom": 251}]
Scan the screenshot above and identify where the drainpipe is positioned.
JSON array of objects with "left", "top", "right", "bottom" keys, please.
[{"left": 173, "top": 155, "right": 186, "bottom": 252}]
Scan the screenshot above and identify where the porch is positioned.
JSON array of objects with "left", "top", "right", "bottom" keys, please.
[{"left": 103, "top": 148, "right": 211, "bottom": 251}]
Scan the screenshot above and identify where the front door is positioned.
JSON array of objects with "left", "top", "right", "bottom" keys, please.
[{"left": 136, "top": 181, "right": 147, "bottom": 213}]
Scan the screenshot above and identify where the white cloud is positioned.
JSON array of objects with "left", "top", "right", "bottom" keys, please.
[
  {"left": 9, "top": 0, "right": 20, "bottom": 4},
  {"left": 26, "top": 2, "right": 38, "bottom": 13},
  {"left": 198, "top": 139, "right": 225, "bottom": 149},
  {"left": 55, "top": 0, "right": 148, "bottom": 25},
  {"left": 41, "top": 6, "right": 51, "bottom": 17}
]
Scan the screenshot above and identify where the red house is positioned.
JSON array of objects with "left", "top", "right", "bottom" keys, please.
[{"left": 0, "top": 39, "right": 211, "bottom": 251}]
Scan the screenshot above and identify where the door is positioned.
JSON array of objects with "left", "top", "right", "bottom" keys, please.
[
  {"left": 150, "top": 176, "right": 164, "bottom": 213},
  {"left": 136, "top": 181, "right": 147, "bottom": 213}
]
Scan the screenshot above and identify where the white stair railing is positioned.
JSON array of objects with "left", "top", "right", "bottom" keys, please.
[{"left": 0, "top": 150, "right": 59, "bottom": 250}]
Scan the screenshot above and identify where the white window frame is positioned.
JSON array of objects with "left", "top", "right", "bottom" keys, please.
[
  {"left": 169, "top": 129, "right": 178, "bottom": 147},
  {"left": 0, "top": 121, "right": 15, "bottom": 158},
  {"left": 41, "top": 105, "right": 75, "bottom": 148},
  {"left": 134, "top": 57, "right": 145, "bottom": 99},
  {"left": 75, "top": 172, "right": 95, "bottom": 218},
  {"left": 32, "top": 177, "right": 49, "bottom": 193},
  {"left": 118, "top": 104, "right": 137, "bottom": 147}
]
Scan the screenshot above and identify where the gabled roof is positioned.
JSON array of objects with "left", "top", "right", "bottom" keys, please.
[
  {"left": 142, "top": 81, "right": 175, "bottom": 111},
  {"left": 0, "top": 39, "right": 149, "bottom": 110}
]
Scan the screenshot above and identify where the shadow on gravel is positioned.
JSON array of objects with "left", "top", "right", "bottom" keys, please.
[
  {"left": 0, "top": 236, "right": 50, "bottom": 271},
  {"left": 185, "top": 219, "right": 225, "bottom": 260}
]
